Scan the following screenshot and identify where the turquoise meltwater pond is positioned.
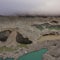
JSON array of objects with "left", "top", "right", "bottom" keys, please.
[
  {"left": 17, "top": 48, "right": 48, "bottom": 60},
  {"left": 0, "top": 48, "right": 48, "bottom": 60}
]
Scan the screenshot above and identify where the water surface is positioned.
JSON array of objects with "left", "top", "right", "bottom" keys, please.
[{"left": 18, "top": 48, "right": 48, "bottom": 60}]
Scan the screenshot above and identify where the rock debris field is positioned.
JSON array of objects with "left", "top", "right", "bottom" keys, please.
[{"left": 0, "top": 16, "right": 60, "bottom": 60}]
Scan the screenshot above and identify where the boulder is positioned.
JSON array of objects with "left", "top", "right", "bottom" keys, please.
[
  {"left": 51, "top": 20, "right": 58, "bottom": 24},
  {"left": 16, "top": 32, "right": 32, "bottom": 44},
  {"left": 0, "top": 30, "right": 11, "bottom": 42}
]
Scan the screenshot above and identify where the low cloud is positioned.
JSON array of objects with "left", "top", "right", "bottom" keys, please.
[{"left": 0, "top": 0, "right": 60, "bottom": 16}]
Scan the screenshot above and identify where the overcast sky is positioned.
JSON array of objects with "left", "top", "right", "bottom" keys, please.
[{"left": 0, "top": 0, "right": 60, "bottom": 16}]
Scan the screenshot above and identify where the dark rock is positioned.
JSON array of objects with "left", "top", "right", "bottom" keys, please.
[
  {"left": 51, "top": 20, "right": 58, "bottom": 23},
  {"left": 42, "top": 31, "right": 59, "bottom": 36},
  {"left": 16, "top": 32, "right": 32, "bottom": 44},
  {"left": 43, "top": 34, "right": 49, "bottom": 36},
  {"left": 0, "top": 30, "right": 11, "bottom": 42},
  {"left": 49, "top": 32, "right": 56, "bottom": 35},
  {"left": 43, "top": 32, "right": 55, "bottom": 36}
]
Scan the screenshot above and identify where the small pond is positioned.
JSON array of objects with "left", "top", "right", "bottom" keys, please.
[
  {"left": 0, "top": 48, "right": 48, "bottom": 60},
  {"left": 17, "top": 48, "right": 48, "bottom": 60}
]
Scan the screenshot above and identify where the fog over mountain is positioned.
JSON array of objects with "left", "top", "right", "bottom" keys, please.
[{"left": 0, "top": 0, "right": 60, "bottom": 16}]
